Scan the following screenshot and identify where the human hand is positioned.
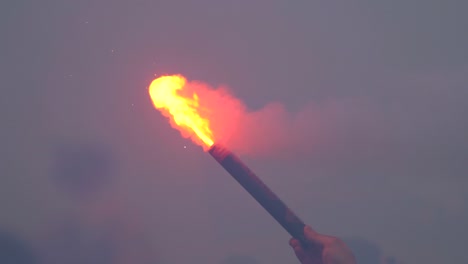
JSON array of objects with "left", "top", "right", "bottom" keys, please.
[{"left": 289, "top": 226, "right": 356, "bottom": 264}]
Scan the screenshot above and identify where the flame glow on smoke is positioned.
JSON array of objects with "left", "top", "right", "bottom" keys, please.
[
  {"left": 149, "top": 75, "right": 215, "bottom": 149},
  {"left": 148, "top": 74, "right": 307, "bottom": 155}
]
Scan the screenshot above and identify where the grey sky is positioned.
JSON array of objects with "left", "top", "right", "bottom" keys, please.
[{"left": 1, "top": 1, "right": 467, "bottom": 263}]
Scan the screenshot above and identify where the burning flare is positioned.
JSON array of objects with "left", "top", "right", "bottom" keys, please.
[{"left": 149, "top": 75, "right": 214, "bottom": 148}]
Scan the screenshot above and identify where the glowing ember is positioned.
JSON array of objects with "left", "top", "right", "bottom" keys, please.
[{"left": 148, "top": 75, "right": 214, "bottom": 149}]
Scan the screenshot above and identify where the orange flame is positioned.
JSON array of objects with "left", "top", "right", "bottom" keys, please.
[{"left": 148, "top": 75, "right": 214, "bottom": 149}]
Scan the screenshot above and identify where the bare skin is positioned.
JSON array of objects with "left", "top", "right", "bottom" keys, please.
[{"left": 289, "top": 226, "right": 357, "bottom": 264}]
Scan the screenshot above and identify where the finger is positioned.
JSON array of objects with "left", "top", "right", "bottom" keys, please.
[
  {"left": 304, "top": 226, "right": 321, "bottom": 243},
  {"left": 289, "top": 238, "right": 300, "bottom": 247},
  {"left": 304, "top": 225, "right": 335, "bottom": 246},
  {"left": 289, "top": 238, "right": 307, "bottom": 263},
  {"left": 304, "top": 225, "right": 318, "bottom": 236}
]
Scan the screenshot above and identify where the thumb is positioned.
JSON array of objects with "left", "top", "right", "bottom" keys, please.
[{"left": 304, "top": 226, "right": 328, "bottom": 245}]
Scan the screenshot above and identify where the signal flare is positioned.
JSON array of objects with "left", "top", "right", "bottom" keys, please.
[{"left": 149, "top": 74, "right": 308, "bottom": 245}]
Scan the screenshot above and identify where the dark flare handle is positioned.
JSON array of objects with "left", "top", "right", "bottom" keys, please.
[{"left": 209, "top": 145, "right": 309, "bottom": 246}]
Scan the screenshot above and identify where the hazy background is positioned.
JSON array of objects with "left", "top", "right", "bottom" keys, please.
[{"left": 1, "top": 1, "right": 467, "bottom": 263}]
